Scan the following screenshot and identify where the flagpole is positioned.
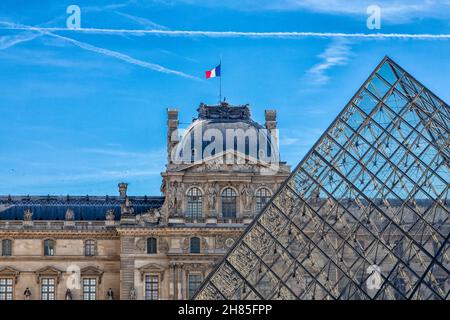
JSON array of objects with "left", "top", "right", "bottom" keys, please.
[{"left": 219, "top": 56, "right": 222, "bottom": 104}]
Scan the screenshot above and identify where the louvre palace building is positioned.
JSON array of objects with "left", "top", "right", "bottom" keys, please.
[
  {"left": 0, "top": 100, "right": 290, "bottom": 300},
  {"left": 1, "top": 57, "right": 449, "bottom": 301}
]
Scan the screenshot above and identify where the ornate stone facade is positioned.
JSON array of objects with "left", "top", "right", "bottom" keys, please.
[{"left": 0, "top": 102, "right": 290, "bottom": 300}]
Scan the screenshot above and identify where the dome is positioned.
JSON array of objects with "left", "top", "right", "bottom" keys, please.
[{"left": 172, "top": 102, "right": 277, "bottom": 164}]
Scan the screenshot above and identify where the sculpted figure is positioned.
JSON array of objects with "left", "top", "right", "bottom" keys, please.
[
  {"left": 241, "top": 185, "right": 253, "bottom": 210},
  {"left": 105, "top": 209, "right": 115, "bottom": 221},
  {"left": 206, "top": 183, "right": 217, "bottom": 211},
  {"left": 65, "top": 208, "right": 74, "bottom": 221},
  {"left": 23, "top": 209, "right": 33, "bottom": 221}
]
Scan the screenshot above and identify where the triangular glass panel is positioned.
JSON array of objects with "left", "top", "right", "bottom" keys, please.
[{"left": 195, "top": 57, "right": 450, "bottom": 300}]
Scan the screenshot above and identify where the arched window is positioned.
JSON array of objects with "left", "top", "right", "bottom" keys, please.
[
  {"left": 1, "top": 239, "right": 12, "bottom": 256},
  {"left": 186, "top": 187, "right": 202, "bottom": 219},
  {"left": 190, "top": 237, "right": 200, "bottom": 254},
  {"left": 256, "top": 188, "right": 272, "bottom": 212},
  {"left": 84, "top": 239, "right": 96, "bottom": 256},
  {"left": 221, "top": 188, "right": 237, "bottom": 218},
  {"left": 43, "top": 239, "right": 55, "bottom": 256},
  {"left": 147, "top": 237, "right": 157, "bottom": 254}
]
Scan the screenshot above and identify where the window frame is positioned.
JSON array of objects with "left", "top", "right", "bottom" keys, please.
[
  {"left": 82, "top": 277, "right": 97, "bottom": 300},
  {"left": 221, "top": 187, "right": 237, "bottom": 218},
  {"left": 1, "top": 239, "right": 12, "bottom": 256},
  {"left": 186, "top": 187, "right": 203, "bottom": 219},
  {"left": 40, "top": 277, "right": 56, "bottom": 300},
  {"left": 256, "top": 187, "right": 272, "bottom": 212},
  {"left": 190, "top": 237, "right": 201, "bottom": 254},
  {"left": 43, "top": 239, "right": 55, "bottom": 256},
  {"left": 147, "top": 237, "right": 158, "bottom": 254},
  {"left": 84, "top": 239, "right": 96, "bottom": 257},
  {"left": 187, "top": 273, "right": 203, "bottom": 299},
  {"left": 0, "top": 277, "right": 13, "bottom": 300},
  {"left": 144, "top": 274, "right": 159, "bottom": 300}
]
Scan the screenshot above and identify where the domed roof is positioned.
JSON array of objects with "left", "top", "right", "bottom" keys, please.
[{"left": 172, "top": 102, "right": 277, "bottom": 164}]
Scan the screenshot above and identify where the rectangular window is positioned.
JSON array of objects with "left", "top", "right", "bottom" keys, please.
[
  {"left": 83, "top": 278, "right": 97, "bottom": 300},
  {"left": 44, "top": 240, "right": 55, "bottom": 256},
  {"left": 84, "top": 240, "right": 95, "bottom": 256},
  {"left": 41, "top": 278, "right": 55, "bottom": 300},
  {"left": 2, "top": 239, "right": 12, "bottom": 256},
  {"left": 145, "top": 275, "right": 159, "bottom": 300},
  {"left": 0, "top": 278, "right": 13, "bottom": 300},
  {"left": 188, "top": 274, "right": 203, "bottom": 299}
]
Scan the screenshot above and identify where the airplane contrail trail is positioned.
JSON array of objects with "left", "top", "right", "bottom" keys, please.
[
  {"left": 0, "top": 22, "right": 201, "bottom": 81},
  {"left": 1, "top": 26, "right": 449, "bottom": 39}
]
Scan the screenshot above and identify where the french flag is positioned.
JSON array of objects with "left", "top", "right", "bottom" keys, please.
[{"left": 205, "top": 64, "right": 221, "bottom": 79}]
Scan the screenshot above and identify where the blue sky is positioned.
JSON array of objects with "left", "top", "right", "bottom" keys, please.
[{"left": 0, "top": 0, "right": 449, "bottom": 196}]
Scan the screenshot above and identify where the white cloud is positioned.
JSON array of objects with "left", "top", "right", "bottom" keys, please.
[{"left": 306, "top": 39, "right": 353, "bottom": 85}]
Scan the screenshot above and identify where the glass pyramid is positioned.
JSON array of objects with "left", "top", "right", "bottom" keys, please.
[{"left": 195, "top": 57, "right": 450, "bottom": 300}]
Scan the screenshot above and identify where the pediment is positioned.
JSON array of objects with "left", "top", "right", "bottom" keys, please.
[
  {"left": 139, "top": 263, "right": 165, "bottom": 281},
  {"left": 81, "top": 266, "right": 104, "bottom": 283},
  {"left": 0, "top": 266, "right": 20, "bottom": 283},
  {"left": 81, "top": 266, "right": 104, "bottom": 276},
  {"left": 178, "top": 150, "right": 274, "bottom": 173},
  {"left": 35, "top": 266, "right": 63, "bottom": 283}
]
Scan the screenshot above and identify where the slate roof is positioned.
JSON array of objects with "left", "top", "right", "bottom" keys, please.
[{"left": 0, "top": 195, "right": 164, "bottom": 221}]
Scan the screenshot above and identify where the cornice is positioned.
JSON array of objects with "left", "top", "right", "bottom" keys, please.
[{"left": 0, "top": 229, "right": 119, "bottom": 239}]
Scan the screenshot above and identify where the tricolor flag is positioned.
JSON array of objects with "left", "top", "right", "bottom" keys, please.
[{"left": 205, "top": 64, "right": 221, "bottom": 79}]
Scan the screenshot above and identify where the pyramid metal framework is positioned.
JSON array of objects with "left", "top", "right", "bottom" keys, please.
[{"left": 194, "top": 57, "right": 450, "bottom": 300}]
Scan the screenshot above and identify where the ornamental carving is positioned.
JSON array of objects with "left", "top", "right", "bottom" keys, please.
[
  {"left": 23, "top": 209, "right": 33, "bottom": 221},
  {"left": 158, "top": 238, "right": 169, "bottom": 253},
  {"left": 34, "top": 266, "right": 62, "bottom": 284},
  {"left": 0, "top": 267, "right": 20, "bottom": 284},
  {"left": 65, "top": 208, "right": 74, "bottom": 221},
  {"left": 138, "top": 263, "right": 165, "bottom": 281},
  {"left": 205, "top": 182, "right": 217, "bottom": 211},
  {"left": 121, "top": 197, "right": 134, "bottom": 215},
  {"left": 215, "top": 235, "right": 226, "bottom": 249},
  {"left": 136, "top": 208, "right": 161, "bottom": 225},
  {"left": 168, "top": 181, "right": 183, "bottom": 213},
  {"left": 182, "top": 236, "right": 208, "bottom": 253},
  {"left": 241, "top": 184, "right": 253, "bottom": 210},
  {"left": 135, "top": 237, "right": 146, "bottom": 252},
  {"left": 105, "top": 209, "right": 115, "bottom": 221}
]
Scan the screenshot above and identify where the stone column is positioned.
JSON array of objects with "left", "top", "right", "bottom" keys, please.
[{"left": 120, "top": 236, "right": 135, "bottom": 300}]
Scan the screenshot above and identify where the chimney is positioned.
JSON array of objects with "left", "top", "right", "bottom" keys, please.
[
  {"left": 264, "top": 110, "right": 277, "bottom": 130},
  {"left": 265, "top": 110, "right": 279, "bottom": 160},
  {"left": 118, "top": 182, "right": 128, "bottom": 197},
  {"left": 167, "top": 108, "right": 179, "bottom": 164}
]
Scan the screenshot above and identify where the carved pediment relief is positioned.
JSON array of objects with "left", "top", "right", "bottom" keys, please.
[
  {"left": 35, "top": 266, "right": 63, "bottom": 284},
  {"left": 81, "top": 266, "right": 104, "bottom": 283},
  {"left": 135, "top": 237, "right": 146, "bottom": 252},
  {"left": 136, "top": 208, "right": 161, "bottom": 225},
  {"left": 139, "top": 263, "right": 165, "bottom": 281},
  {"left": 0, "top": 266, "right": 20, "bottom": 283}
]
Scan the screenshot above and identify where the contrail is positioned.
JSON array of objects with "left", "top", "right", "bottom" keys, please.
[
  {"left": 0, "top": 22, "right": 200, "bottom": 81},
  {"left": 1, "top": 26, "right": 449, "bottom": 39},
  {"left": 46, "top": 32, "right": 201, "bottom": 80}
]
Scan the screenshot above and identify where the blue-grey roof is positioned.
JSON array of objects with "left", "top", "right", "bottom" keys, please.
[{"left": 0, "top": 195, "right": 164, "bottom": 221}]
